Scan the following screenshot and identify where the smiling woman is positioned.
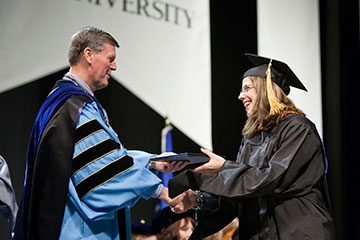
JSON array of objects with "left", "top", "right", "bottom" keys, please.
[
  {"left": 168, "top": 53, "right": 335, "bottom": 240},
  {"left": 238, "top": 79, "right": 257, "bottom": 116}
]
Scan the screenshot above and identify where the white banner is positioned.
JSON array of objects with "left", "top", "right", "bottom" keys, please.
[{"left": 0, "top": 0, "right": 212, "bottom": 149}]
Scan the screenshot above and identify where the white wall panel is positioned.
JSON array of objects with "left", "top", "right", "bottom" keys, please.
[{"left": 257, "top": 0, "right": 322, "bottom": 136}]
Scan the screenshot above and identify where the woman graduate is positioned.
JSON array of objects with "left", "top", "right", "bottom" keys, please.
[{"left": 169, "top": 53, "right": 336, "bottom": 240}]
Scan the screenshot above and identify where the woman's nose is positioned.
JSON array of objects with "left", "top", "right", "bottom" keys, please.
[{"left": 238, "top": 91, "right": 245, "bottom": 101}]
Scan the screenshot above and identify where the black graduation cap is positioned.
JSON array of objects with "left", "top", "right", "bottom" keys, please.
[
  {"left": 131, "top": 218, "right": 153, "bottom": 235},
  {"left": 243, "top": 53, "right": 307, "bottom": 95},
  {"left": 151, "top": 206, "right": 195, "bottom": 234}
]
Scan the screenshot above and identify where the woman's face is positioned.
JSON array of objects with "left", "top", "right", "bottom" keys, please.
[
  {"left": 176, "top": 218, "right": 195, "bottom": 240},
  {"left": 238, "top": 77, "right": 257, "bottom": 116}
]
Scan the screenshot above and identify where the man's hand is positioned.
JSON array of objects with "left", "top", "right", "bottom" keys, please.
[
  {"left": 157, "top": 187, "right": 195, "bottom": 211},
  {"left": 168, "top": 189, "right": 197, "bottom": 213},
  {"left": 156, "top": 160, "right": 189, "bottom": 173},
  {"left": 150, "top": 152, "right": 189, "bottom": 173}
]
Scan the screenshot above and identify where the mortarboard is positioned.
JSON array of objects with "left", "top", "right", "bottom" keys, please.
[
  {"left": 151, "top": 206, "right": 195, "bottom": 234},
  {"left": 131, "top": 219, "right": 153, "bottom": 235},
  {"left": 243, "top": 53, "right": 307, "bottom": 95}
]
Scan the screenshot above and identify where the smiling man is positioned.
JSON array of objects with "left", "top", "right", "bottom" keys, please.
[{"left": 13, "top": 26, "right": 187, "bottom": 240}]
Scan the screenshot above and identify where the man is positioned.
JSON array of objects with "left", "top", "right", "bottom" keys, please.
[{"left": 13, "top": 26, "right": 186, "bottom": 240}]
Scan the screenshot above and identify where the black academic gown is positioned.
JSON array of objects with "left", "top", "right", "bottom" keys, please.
[
  {"left": 13, "top": 81, "right": 91, "bottom": 240},
  {"left": 169, "top": 114, "right": 335, "bottom": 240}
]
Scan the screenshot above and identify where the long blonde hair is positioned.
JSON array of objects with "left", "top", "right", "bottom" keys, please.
[{"left": 242, "top": 76, "right": 305, "bottom": 138}]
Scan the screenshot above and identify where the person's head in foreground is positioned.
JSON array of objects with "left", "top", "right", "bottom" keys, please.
[
  {"left": 131, "top": 219, "right": 157, "bottom": 240},
  {"left": 152, "top": 207, "right": 196, "bottom": 240}
]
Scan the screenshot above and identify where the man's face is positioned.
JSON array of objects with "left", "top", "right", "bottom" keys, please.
[{"left": 89, "top": 43, "right": 117, "bottom": 91}]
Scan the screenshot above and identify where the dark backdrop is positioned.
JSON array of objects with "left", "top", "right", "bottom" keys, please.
[{"left": 0, "top": 1, "right": 358, "bottom": 239}]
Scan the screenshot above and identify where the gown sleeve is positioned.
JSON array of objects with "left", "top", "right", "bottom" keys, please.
[
  {"left": 170, "top": 115, "right": 326, "bottom": 199},
  {"left": 68, "top": 101, "right": 163, "bottom": 220}
]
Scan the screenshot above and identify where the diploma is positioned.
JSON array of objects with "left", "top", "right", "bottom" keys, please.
[{"left": 151, "top": 152, "right": 209, "bottom": 165}]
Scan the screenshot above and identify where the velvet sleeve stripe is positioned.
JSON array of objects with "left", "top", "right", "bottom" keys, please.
[
  {"left": 75, "top": 119, "right": 102, "bottom": 143},
  {"left": 75, "top": 155, "right": 134, "bottom": 199},
  {"left": 71, "top": 139, "right": 121, "bottom": 175}
]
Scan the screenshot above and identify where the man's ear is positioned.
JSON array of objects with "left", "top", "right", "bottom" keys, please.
[{"left": 83, "top": 47, "right": 93, "bottom": 63}]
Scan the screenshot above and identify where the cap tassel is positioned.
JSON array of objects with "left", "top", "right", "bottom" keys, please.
[{"left": 266, "top": 59, "right": 285, "bottom": 115}]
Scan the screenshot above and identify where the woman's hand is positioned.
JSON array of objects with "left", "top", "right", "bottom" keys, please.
[{"left": 193, "top": 148, "right": 226, "bottom": 174}]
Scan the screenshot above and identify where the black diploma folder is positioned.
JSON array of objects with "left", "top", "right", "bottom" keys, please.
[{"left": 151, "top": 152, "right": 209, "bottom": 165}]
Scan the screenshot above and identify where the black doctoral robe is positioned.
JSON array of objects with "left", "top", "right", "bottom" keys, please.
[{"left": 13, "top": 81, "right": 91, "bottom": 240}]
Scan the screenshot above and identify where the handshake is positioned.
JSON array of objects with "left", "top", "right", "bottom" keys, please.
[
  {"left": 153, "top": 161, "right": 203, "bottom": 214},
  {"left": 153, "top": 148, "right": 226, "bottom": 214},
  {"left": 164, "top": 188, "right": 199, "bottom": 214}
]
